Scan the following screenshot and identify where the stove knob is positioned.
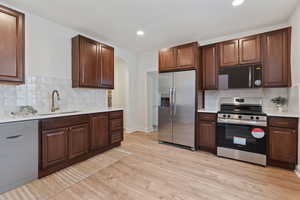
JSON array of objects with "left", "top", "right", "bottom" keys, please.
[
  {"left": 256, "top": 117, "right": 260, "bottom": 120},
  {"left": 238, "top": 115, "right": 242, "bottom": 119},
  {"left": 227, "top": 115, "right": 231, "bottom": 118},
  {"left": 250, "top": 116, "right": 254, "bottom": 120},
  {"left": 223, "top": 114, "right": 226, "bottom": 118}
]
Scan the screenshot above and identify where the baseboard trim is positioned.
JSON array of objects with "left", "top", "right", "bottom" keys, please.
[{"left": 296, "top": 165, "right": 300, "bottom": 178}]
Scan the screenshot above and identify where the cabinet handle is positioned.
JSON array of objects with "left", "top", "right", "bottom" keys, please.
[
  {"left": 273, "top": 130, "right": 292, "bottom": 135},
  {"left": 6, "top": 135, "right": 22, "bottom": 140}
]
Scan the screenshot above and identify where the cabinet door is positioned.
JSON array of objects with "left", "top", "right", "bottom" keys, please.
[
  {"left": 90, "top": 113, "right": 109, "bottom": 150},
  {"left": 176, "top": 43, "right": 198, "bottom": 69},
  {"left": 239, "top": 35, "right": 261, "bottom": 64},
  {"left": 68, "top": 124, "right": 89, "bottom": 159},
  {"left": 262, "top": 28, "right": 291, "bottom": 87},
  {"left": 42, "top": 128, "right": 68, "bottom": 169},
  {"left": 99, "top": 44, "right": 114, "bottom": 89},
  {"left": 198, "top": 121, "right": 216, "bottom": 151},
  {"left": 202, "top": 45, "right": 218, "bottom": 90},
  {"left": 79, "top": 37, "right": 99, "bottom": 87},
  {"left": 159, "top": 48, "right": 176, "bottom": 72},
  {"left": 0, "top": 5, "right": 24, "bottom": 84},
  {"left": 219, "top": 40, "right": 239, "bottom": 67},
  {"left": 269, "top": 127, "right": 297, "bottom": 163}
]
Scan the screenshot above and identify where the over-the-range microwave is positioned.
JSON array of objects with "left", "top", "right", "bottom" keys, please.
[{"left": 218, "top": 65, "right": 262, "bottom": 89}]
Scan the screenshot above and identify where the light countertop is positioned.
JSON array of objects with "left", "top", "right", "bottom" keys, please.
[
  {"left": 0, "top": 107, "right": 123, "bottom": 124},
  {"left": 197, "top": 109, "right": 218, "bottom": 113}
]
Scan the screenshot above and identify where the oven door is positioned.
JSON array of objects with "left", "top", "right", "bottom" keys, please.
[{"left": 217, "top": 123, "right": 266, "bottom": 154}]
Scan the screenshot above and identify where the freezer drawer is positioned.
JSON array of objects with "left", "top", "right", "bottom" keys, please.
[{"left": 0, "top": 121, "right": 38, "bottom": 194}]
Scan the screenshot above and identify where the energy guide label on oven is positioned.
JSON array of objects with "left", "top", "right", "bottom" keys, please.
[{"left": 233, "top": 137, "right": 246, "bottom": 145}]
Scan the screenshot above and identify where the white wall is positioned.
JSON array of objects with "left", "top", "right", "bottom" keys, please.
[
  {"left": 0, "top": 1, "right": 139, "bottom": 132},
  {"left": 289, "top": 3, "right": 300, "bottom": 172}
]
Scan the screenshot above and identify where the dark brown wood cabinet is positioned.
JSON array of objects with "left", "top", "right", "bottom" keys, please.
[
  {"left": 219, "top": 40, "right": 239, "bottom": 67},
  {"left": 39, "top": 111, "right": 124, "bottom": 177},
  {"left": 262, "top": 28, "right": 291, "bottom": 87},
  {"left": 159, "top": 42, "right": 198, "bottom": 72},
  {"left": 268, "top": 117, "right": 298, "bottom": 170},
  {"left": 0, "top": 5, "right": 25, "bottom": 84},
  {"left": 72, "top": 35, "right": 114, "bottom": 89},
  {"left": 159, "top": 48, "right": 176, "bottom": 72},
  {"left": 239, "top": 35, "right": 261, "bottom": 64},
  {"left": 90, "top": 113, "right": 109, "bottom": 150},
  {"left": 198, "top": 113, "right": 217, "bottom": 153},
  {"left": 68, "top": 124, "right": 89, "bottom": 159},
  {"left": 99, "top": 45, "right": 114, "bottom": 89},
  {"left": 42, "top": 128, "right": 68, "bottom": 169},
  {"left": 202, "top": 45, "right": 218, "bottom": 90}
]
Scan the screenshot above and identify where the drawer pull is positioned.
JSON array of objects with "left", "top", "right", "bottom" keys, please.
[
  {"left": 273, "top": 131, "right": 292, "bottom": 135},
  {"left": 6, "top": 135, "right": 22, "bottom": 140}
]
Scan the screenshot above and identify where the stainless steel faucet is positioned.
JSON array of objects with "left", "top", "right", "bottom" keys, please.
[{"left": 51, "top": 90, "right": 60, "bottom": 112}]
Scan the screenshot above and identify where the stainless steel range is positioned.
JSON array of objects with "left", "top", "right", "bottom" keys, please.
[{"left": 217, "top": 97, "right": 267, "bottom": 166}]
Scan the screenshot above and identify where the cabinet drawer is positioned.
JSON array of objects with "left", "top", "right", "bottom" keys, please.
[
  {"left": 41, "top": 115, "right": 89, "bottom": 130},
  {"left": 109, "top": 111, "right": 123, "bottom": 119},
  {"left": 269, "top": 117, "right": 298, "bottom": 129},
  {"left": 110, "top": 119, "right": 123, "bottom": 131},
  {"left": 199, "top": 113, "right": 216, "bottom": 121},
  {"left": 111, "top": 130, "right": 123, "bottom": 144}
]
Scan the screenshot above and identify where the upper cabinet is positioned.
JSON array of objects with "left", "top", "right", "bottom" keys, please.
[
  {"left": 201, "top": 45, "right": 218, "bottom": 90},
  {"left": 219, "top": 40, "right": 239, "bottom": 67},
  {"left": 159, "top": 42, "right": 198, "bottom": 72},
  {"left": 239, "top": 35, "right": 261, "bottom": 64},
  {"left": 72, "top": 35, "right": 114, "bottom": 89},
  {"left": 262, "top": 28, "right": 291, "bottom": 88},
  {"left": 0, "top": 5, "right": 25, "bottom": 84},
  {"left": 219, "top": 35, "right": 261, "bottom": 67}
]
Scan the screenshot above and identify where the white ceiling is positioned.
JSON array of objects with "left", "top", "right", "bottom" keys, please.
[{"left": 5, "top": 0, "right": 300, "bottom": 52}]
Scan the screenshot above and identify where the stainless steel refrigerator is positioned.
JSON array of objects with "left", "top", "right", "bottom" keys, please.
[{"left": 158, "top": 70, "right": 196, "bottom": 150}]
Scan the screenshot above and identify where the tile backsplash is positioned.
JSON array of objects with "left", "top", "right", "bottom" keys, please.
[
  {"left": 0, "top": 76, "right": 107, "bottom": 115},
  {"left": 204, "top": 87, "right": 299, "bottom": 113}
]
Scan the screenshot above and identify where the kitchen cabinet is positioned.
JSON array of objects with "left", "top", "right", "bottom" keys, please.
[
  {"left": 90, "top": 113, "right": 109, "bottom": 150},
  {"left": 72, "top": 35, "right": 114, "bottom": 89},
  {"left": 262, "top": 28, "right": 291, "bottom": 87},
  {"left": 159, "top": 42, "right": 198, "bottom": 72},
  {"left": 239, "top": 35, "right": 261, "bottom": 64},
  {"left": 39, "top": 111, "right": 123, "bottom": 177},
  {"left": 268, "top": 117, "right": 298, "bottom": 170},
  {"left": 42, "top": 128, "right": 69, "bottom": 169},
  {"left": 202, "top": 45, "right": 218, "bottom": 90},
  {"left": 0, "top": 5, "right": 25, "bottom": 84},
  {"left": 219, "top": 40, "right": 239, "bottom": 67},
  {"left": 68, "top": 124, "right": 89, "bottom": 159},
  {"left": 198, "top": 113, "right": 217, "bottom": 153},
  {"left": 110, "top": 111, "right": 124, "bottom": 144},
  {"left": 99, "top": 45, "right": 114, "bottom": 89},
  {"left": 159, "top": 48, "right": 176, "bottom": 72}
]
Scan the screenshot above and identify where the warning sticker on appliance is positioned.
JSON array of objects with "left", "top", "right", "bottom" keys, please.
[
  {"left": 233, "top": 137, "right": 246, "bottom": 145},
  {"left": 251, "top": 128, "right": 265, "bottom": 139}
]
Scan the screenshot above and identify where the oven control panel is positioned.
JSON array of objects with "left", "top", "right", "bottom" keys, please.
[{"left": 217, "top": 113, "right": 267, "bottom": 127}]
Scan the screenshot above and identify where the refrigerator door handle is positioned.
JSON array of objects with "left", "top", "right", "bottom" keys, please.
[
  {"left": 173, "top": 88, "right": 176, "bottom": 116},
  {"left": 169, "top": 88, "right": 173, "bottom": 118}
]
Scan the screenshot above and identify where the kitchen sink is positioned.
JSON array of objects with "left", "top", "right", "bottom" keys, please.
[{"left": 37, "top": 110, "right": 80, "bottom": 116}]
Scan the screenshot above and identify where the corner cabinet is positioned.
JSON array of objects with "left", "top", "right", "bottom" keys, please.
[
  {"left": 201, "top": 44, "right": 218, "bottom": 90},
  {"left": 0, "top": 5, "right": 25, "bottom": 84},
  {"left": 72, "top": 35, "right": 114, "bottom": 89},
  {"left": 159, "top": 42, "right": 198, "bottom": 72},
  {"left": 262, "top": 28, "right": 291, "bottom": 87}
]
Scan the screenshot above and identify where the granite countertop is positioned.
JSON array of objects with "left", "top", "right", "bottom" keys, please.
[
  {"left": 0, "top": 107, "right": 123, "bottom": 124},
  {"left": 197, "top": 108, "right": 218, "bottom": 113}
]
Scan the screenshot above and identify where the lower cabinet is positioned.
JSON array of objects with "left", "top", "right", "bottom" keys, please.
[
  {"left": 68, "top": 124, "right": 89, "bottom": 159},
  {"left": 268, "top": 117, "right": 298, "bottom": 170},
  {"left": 198, "top": 113, "right": 217, "bottom": 153},
  {"left": 90, "top": 113, "right": 109, "bottom": 150},
  {"left": 39, "top": 111, "right": 124, "bottom": 177}
]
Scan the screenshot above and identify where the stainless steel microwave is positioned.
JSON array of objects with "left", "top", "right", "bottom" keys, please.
[{"left": 218, "top": 65, "right": 262, "bottom": 89}]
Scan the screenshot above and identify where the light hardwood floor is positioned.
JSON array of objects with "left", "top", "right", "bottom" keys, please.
[{"left": 1, "top": 132, "right": 300, "bottom": 200}]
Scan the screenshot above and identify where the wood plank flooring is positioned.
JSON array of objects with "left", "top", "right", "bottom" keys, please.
[{"left": 1, "top": 132, "right": 300, "bottom": 200}]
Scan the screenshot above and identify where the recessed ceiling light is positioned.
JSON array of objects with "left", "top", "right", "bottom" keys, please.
[
  {"left": 136, "top": 30, "right": 144, "bottom": 36},
  {"left": 232, "top": 0, "right": 244, "bottom": 7}
]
